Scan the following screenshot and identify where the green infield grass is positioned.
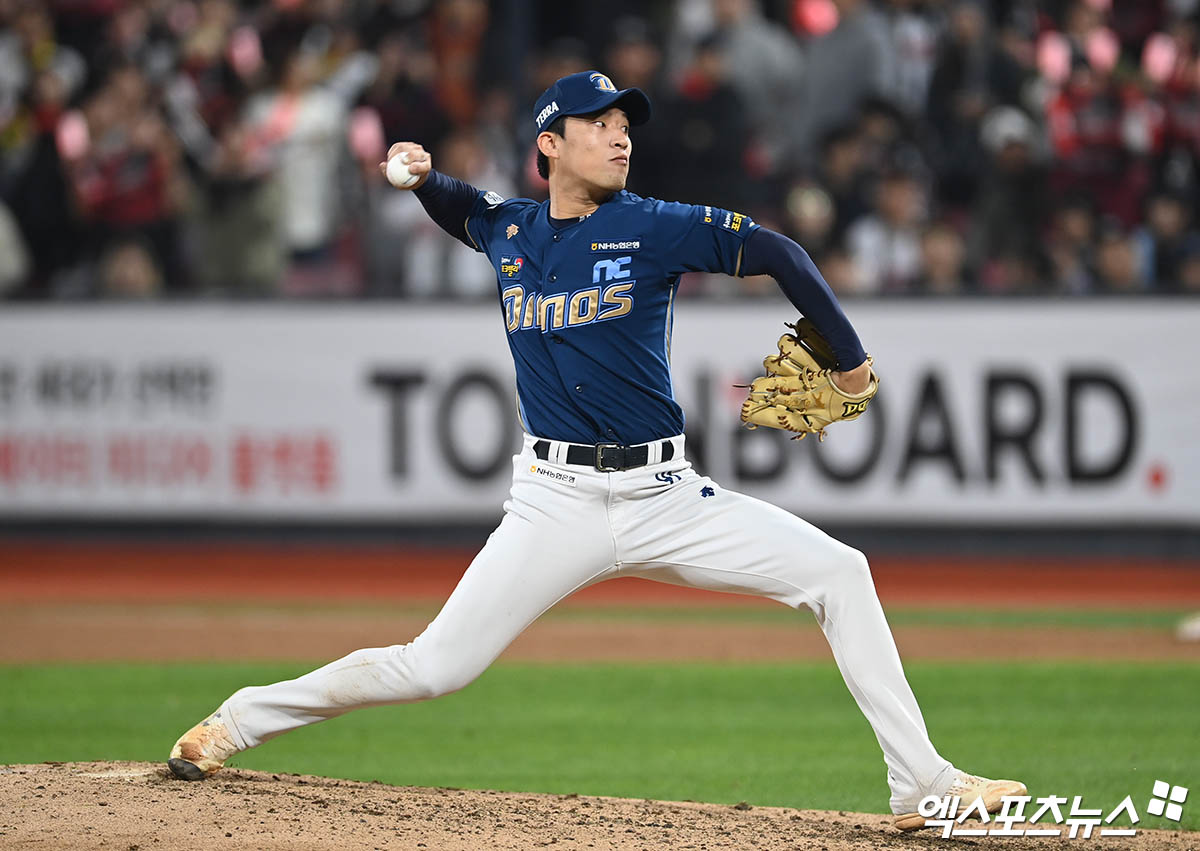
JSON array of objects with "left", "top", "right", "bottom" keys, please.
[{"left": 0, "top": 661, "right": 1196, "bottom": 830}]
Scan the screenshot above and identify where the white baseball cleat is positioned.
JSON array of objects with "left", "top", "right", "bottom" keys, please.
[
  {"left": 894, "top": 771, "right": 1028, "bottom": 831},
  {"left": 167, "top": 710, "right": 240, "bottom": 780}
]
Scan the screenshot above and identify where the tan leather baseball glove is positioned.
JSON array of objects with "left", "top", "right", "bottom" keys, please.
[{"left": 739, "top": 318, "right": 879, "bottom": 441}]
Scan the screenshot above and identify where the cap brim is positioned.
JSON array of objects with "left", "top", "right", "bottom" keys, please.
[{"left": 563, "top": 87, "right": 652, "bottom": 126}]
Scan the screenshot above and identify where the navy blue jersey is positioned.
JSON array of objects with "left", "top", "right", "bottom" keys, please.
[{"left": 464, "top": 190, "right": 758, "bottom": 445}]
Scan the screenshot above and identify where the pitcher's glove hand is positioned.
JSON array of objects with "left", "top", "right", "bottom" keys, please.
[{"left": 739, "top": 318, "right": 879, "bottom": 441}]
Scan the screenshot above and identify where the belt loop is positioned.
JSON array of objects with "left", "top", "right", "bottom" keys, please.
[{"left": 552, "top": 441, "right": 568, "bottom": 465}]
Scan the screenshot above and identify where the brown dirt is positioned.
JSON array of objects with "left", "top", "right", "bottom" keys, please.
[
  {"left": 3, "top": 543, "right": 1199, "bottom": 608},
  {"left": 2, "top": 762, "right": 1195, "bottom": 851},
  {"left": 2, "top": 603, "right": 1198, "bottom": 663}
]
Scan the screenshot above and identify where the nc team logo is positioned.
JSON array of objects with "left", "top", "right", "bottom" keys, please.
[
  {"left": 590, "top": 73, "right": 617, "bottom": 93},
  {"left": 501, "top": 256, "right": 524, "bottom": 278},
  {"left": 843, "top": 399, "right": 871, "bottom": 416}
]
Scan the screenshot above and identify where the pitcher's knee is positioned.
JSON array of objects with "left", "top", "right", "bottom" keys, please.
[
  {"left": 834, "top": 545, "right": 873, "bottom": 588},
  {"left": 395, "top": 644, "right": 485, "bottom": 700}
]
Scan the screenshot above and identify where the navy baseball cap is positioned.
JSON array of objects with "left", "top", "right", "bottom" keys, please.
[{"left": 533, "top": 70, "right": 651, "bottom": 133}]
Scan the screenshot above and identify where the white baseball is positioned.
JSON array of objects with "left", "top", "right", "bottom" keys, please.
[
  {"left": 1176, "top": 611, "right": 1200, "bottom": 642},
  {"left": 386, "top": 151, "right": 419, "bottom": 188}
]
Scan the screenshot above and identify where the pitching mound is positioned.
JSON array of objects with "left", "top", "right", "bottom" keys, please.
[{"left": 0, "top": 762, "right": 1192, "bottom": 850}]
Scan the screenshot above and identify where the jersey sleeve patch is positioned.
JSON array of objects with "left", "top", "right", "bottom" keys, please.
[
  {"left": 701, "top": 205, "right": 753, "bottom": 234},
  {"left": 484, "top": 191, "right": 505, "bottom": 207}
]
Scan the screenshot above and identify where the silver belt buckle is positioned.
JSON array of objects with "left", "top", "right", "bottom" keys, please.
[{"left": 594, "top": 443, "right": 622, "bottom": 472}]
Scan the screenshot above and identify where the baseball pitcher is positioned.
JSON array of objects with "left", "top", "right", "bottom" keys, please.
[{"left": 167, "top": 71, "right": 1024, "bottom": 831}]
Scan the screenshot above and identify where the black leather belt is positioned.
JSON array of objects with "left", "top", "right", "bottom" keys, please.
[{"left": 533, "top": 439, "right": 674, "bottom": 472}]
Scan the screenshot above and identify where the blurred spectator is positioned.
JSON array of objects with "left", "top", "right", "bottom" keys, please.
[
  {"left": 242, "top": 47, "right": 353, "bottom": 295},
  {"left": 979, "top": 250, "right": 1040, "bottom": 294},
  {"left": 0, "top": 198, "right": 29, "bottom": 295},
  {"left": 360, "top": 32, "right": 451, "bottom": 164},
  {"left": 815, "top": 124, "right": 871, "bottom": 241},
  {"left": 188, "top": 119, "right": 286, "bottom": 295},
  {"left": 793, "top": 0, "right": 896, "bottom": 166},
  {"left": 969, "top": 106, "right": 1047, "bottom": 285},
  {"left": 882, "top": 0, "right": 941, "bottom": 116},
  {"left": 1094, "top": 221, "right": 1146, "bottom": 294},
  {"left": 1150, "top": 17, "right": 1200, "bottom": 216},
  {"left": 709, "top": 0, "right": 804, "bottom": 169},
  {"left": 845, "top": 167, "right": 926, "bottom": 293},
  {"left": 657, "top": 32, "right": 750, "bottom": 209},
  {"left": 1133, "top": 190, "right": 1196, "bottom": 289},
  {"left": 1044, "top": 197, "right": 1097, "bottom": 294},
  {"left": 1176, "top": 235, "right": 1200, "bottom": 293},
  {"left": 991, "top": 21, "right": 1039, "bottom": 109},
  {"left": 0, "top": 4, "right": 86, "bottom": 172},
  {"left": 917, "top": 221, "right": 968, "bottom": 294},
  {"left": 816, "top": 246, "right": 860, "bottom": 297},
  {"left": 427, "top": 0, "right": 491, "bottom": 128},
  {"left": 92, "top": 0, "right": 176, "bottom": 87},
  {"left": 3, "top": 65, "right": 82, "bottom": 295},
  {"left": 783, "top": 181, "right": 837, "bottom": 257},
  {"left": 855, "top": 96, "right": 922, "bottom": 177},
  {"left": 98, "top": 237, "right": 162, "bottom": 299},
  {"left": 64, "top": 63, "right": 186, "bottom": 293},
  {"left": 1043, "top": 2, "right": 1151, "bottom": 225},
  {"left": 926, "top": 0, "right": 994, "bottom": 208}
]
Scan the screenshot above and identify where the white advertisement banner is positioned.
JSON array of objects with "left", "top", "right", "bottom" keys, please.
[{"left": 0, "top": 301, "right": 1195, "bottom": 525}]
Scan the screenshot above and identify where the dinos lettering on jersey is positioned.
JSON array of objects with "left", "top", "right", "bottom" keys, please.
[
  {"left": 590, "top": 239, "right": 641, "bottom": 252},
  {"left": 501, "top": 282, "right": 635, "bottom": 333}
]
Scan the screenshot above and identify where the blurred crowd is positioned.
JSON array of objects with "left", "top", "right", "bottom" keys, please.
[{"left": 3, "top": 0, "right": 1200, "bottom": 300}]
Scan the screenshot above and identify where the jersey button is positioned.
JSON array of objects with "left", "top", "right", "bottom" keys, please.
[
  {"left": 574, "top": 384, "right": 583, "bottom": 393},
  {"left": 550, "top": 334, "right": 564, "bottom": 343},
  {"left": 548, "top": 274, "right": 557, "bottom": 282},
  {"left": 552, "top": 234, "right": 561, "bottom": 242}
]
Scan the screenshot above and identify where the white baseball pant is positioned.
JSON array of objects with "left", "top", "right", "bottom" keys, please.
[{"left": 215, "top": 434, "right": 954, "bottom": 812}]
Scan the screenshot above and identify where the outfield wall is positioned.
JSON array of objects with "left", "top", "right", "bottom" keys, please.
[{"left": 0, "top": 300, "right": 1196, "bottom": 526}]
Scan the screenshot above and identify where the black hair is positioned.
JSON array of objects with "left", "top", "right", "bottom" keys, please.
[{"left": 536, "top": 114, "right": 568, "bottom": 181}]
